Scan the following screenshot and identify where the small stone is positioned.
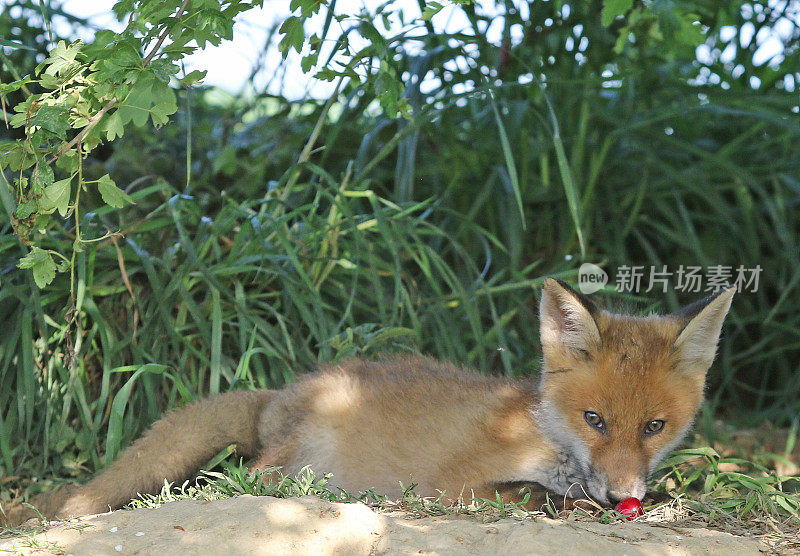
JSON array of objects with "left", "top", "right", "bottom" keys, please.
[
  {"left": 135, "top": 532, "right": 145, "bottom": 537},
  {"left": 114, "top": 546, "right": 123, "bottom": 552},
  {"left": 109, "top": 526, "right": 118, "bottom": 533}
]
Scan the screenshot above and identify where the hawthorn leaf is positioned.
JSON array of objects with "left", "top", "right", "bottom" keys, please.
[
  {"left": 32, "top": 105, "right": 70, "bottom": 139},
  {"left": 39, "top": 178, "right": 71, "bottom": 217},
  {"left": 279, "top": 16, "right": 305, "bottom": 56},
  {"left": 31, "top": 163, "right": 55, "bottom": 192},
  {"left": 97, "top": 174, "right": 134, "bottom": 208},
  {"left": 43, "top": 40, "right": 82, "bottom": 77},
  {"left": 18, "top": 247, "right": 57, "bottom": 288}
]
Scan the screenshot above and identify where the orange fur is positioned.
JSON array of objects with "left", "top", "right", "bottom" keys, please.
[{"left": 2, "top": 279, "right": 734, "bottom": 525}]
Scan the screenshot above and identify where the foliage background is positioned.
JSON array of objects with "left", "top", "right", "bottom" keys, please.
[{"left": 0, "top": 0, "right": 798, "bottom": 496}]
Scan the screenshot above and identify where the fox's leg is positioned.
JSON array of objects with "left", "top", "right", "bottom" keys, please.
[{"left": 2, "top": 389, "right": 272, "bottom": 526}]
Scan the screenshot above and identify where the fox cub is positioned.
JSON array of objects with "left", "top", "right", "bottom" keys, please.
[{"left": 3, "top": 278, "right": 734, "bottom": 525}]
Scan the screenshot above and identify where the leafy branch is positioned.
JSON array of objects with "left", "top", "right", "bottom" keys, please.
[
  {"left": 50, "top": 0, "right": 192, "bottom": 164},
  {"left": 1, "top": 0, "right": 260, "bottom": 289}
]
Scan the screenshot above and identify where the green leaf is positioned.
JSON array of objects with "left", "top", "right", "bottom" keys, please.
[
  {"left": 314, "top": 67, "right": 338, "bottom": 82},
  {"left": 290, "top": 0, "right": 325, "bottom": 17},
  {"left": 15, "top": 199, "right": 38, "bottom": 219},
  {"left": 97, "top": 174, "right": 134, "bottom": 208},
  {"left": 148, "top": 82, "right": 178, "bottom": 125},
  {"left": 279, "top": 16, "right": 305, "bottom": 57},
  {"left": 181, "top": 70, "right": 207, "bottom": 87},
  {"left": 18, "top": 247, "right": 57, "bottom": 288},
  {"left": 601, "top": 0, "right": 634, "bottom": 26},
  {"left": 0, "top": 77, "right": 33, "bottom": 95},
  {"left": 301, "top": 52, "right": 319, "bottom": 73},
  {"left": 37, "top": 73, "right": 62, "bottom": 90},
  {"left": 31, "top": 163, "right": 54, "bottom": 192},
  {"left": 32, "top": 105, "right": 71, "bottom": 139},
  {"left": 359, "top": 21, "right": 387, "bottom": 58},
  {"left": 116, "top": 79, "right": 177, "bottom": 128},
  {"left": 374, "top": 62, "right": 403, "bottom": 115},
  {"left": 0, "top": 141, "right": 33, "bottom": 171},
  {"left": 56, "top": 149, "right": 79, "bottom": 173},
  {"left": 108, "top": 44, "right": 142, "bottom": 69},
  {"left": 150, "top": 59, "right": 180, "bottom": 83},
  {"left": 117, "top": 82, "right": 154, "bottom": 127},
  {"left": 39, "top": 178, "right": 71, "bottom": 217},
  {"left": 104, "top": 111, "right": 125, "bottom": 141},
  {"left": 422, "top": 2, "right": 444, "bottom": 21},
  {"left": 0, "top": 38, "right": 35, "bottom": 51},
  {"left": 42, "top": 40, "right": 83, "bottom": 77}
]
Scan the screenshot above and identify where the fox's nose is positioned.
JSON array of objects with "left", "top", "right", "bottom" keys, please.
[{"left": 607, "top": 489, "right": 633, "bottom": 505}]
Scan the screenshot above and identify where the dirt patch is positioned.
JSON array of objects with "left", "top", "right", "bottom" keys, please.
[{"left": 1, "top": 495, "right": 763, "bottom": 555}]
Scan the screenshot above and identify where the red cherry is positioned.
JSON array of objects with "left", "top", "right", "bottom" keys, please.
[{"left": 614, "top": 497, "right": 643, "bottom": 520}]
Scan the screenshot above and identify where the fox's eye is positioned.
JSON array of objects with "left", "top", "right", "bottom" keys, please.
[
  {"left": 644, "top": 420, "right": 665, "bottom": 435},
  {"left": 584, "top": 411, "right": 606, "bottom": 432}
]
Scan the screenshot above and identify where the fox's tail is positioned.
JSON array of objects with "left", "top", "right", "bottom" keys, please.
[{"left": 3, "top": 389, "right": 272, "bottom": 525}]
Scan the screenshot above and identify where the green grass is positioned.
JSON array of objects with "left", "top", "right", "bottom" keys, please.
[
  {"left": 17, "top": 448, "right": 789, "bottom": 541},
  {"left": 3, "top": 78, "right": 798, "bottom": 490},
  {"left": 3, "top": 440, "right": 798, "bottom": 548},
  {"left": 142, "top": 450, "right": 799, "bottom": 543},
  {"left": 0, "top": 177, "right": 540, "bottom": 493},
  {"left": 654, "top": 447, "right": 800, "bottom": 525}
]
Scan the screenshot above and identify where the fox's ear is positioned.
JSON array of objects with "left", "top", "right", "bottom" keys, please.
[
  {"left": 539, "top": 278, "right": 601, "bottom": 358},
  {"left": 672, "top": 287, "right": 736, "bottom": 372}
]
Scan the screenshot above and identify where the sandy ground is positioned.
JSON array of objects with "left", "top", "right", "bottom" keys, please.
[{"left": 0, "top": 495, "right": 763, "bottom": 555}]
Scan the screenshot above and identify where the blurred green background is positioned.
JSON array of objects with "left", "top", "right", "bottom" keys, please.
[{"left": 0, "top": 0, "right": 798, "bottom": 490}]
